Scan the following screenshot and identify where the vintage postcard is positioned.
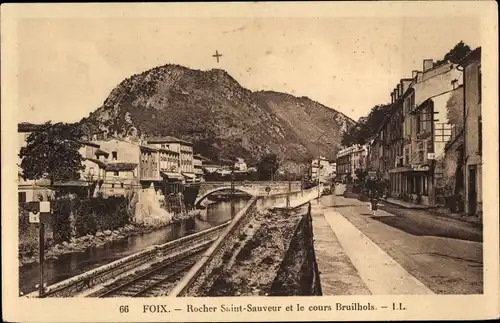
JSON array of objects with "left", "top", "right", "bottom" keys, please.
[{"left": 2, "top": 1, "right": 499, "bottom": 322}]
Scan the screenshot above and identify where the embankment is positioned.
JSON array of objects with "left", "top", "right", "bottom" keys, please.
[{"left": 180, "top": 202, "right": 321, "bottom": 296}]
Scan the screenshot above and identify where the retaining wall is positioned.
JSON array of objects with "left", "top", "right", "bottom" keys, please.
[
  {"left": 269, "top": 203, "right": 322, "bottom": 296},
  {"left": 169, "top": 186, "right": 322, "bottom": 297}
]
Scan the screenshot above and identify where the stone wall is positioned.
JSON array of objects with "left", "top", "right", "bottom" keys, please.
[
  {"left": 269, "top": 203, "right": 322, "bottom": 296},
  {"left": 171, "top": 186, "right": 321, "bottom": 297}
]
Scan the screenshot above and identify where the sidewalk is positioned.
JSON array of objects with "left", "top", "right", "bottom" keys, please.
[
  {"left": 311, "top": 203, "right": 434, "bottom": 295},
  {"left": 384, "top": 197, "right": 432, "bottom": 209},
  {"left": 384, "top": 198, "right": 482, "bottom": 225},
  {"left": 310, "top": 204, "right": 371, "bottom": 295}
]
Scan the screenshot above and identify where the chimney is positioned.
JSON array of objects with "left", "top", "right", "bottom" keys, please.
[
  {"left": 401, "top": 79, "right": 412, "bottom": 94},
  {"left": 397, "top": 84, "right": 402, "bottom": 97},
  {"left": 391, "top": 91, "right": 395, "bottom": 103},
  {"left": 416, "top": 71, "right": 423, "bottom": 82},
  {"left": 423, "top": 59, "right": 434, "bottom": 72},
  {"left": 412, "top": 70, "right": 419, "bottom": 79}
]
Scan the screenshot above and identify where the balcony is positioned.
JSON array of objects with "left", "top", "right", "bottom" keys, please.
[{"left": 416, "top": 130, "right": 432, "bottom": 140}]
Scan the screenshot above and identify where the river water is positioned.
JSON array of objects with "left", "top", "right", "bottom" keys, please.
[{"left": 19, "top": 197, "right": 251, "bottom": 295}]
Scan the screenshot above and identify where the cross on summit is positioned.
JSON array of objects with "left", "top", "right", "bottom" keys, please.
[{"left": 213, "top": 50, "right": 222, "bottom": 63}]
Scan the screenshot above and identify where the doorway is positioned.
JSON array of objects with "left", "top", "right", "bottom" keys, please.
[{"left": 468, "top": 165, "right": 477, "bottom": 215}]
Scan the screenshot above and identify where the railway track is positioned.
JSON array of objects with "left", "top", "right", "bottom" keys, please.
[{"left": 95, "top": 250, "right": 205, "bottom": 298}]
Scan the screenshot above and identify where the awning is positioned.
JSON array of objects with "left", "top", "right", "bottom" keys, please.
[
  {"left": 160, "top": 172, "right": 184, "bottom": 181},
  {"left": 182, "top": 172, "right": 197, "bottom": 179}
]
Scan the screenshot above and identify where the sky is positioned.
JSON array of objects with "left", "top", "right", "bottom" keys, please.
[{"left": 16, "top": 16, "right": 480, "bottom": 123}]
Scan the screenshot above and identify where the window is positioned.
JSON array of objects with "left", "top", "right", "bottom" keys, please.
[
  {"left": 112, "top": 151, "right": 118, "bottom": 160},
  {"left": 121, "top": 183, "right": 124, "bottom": 188},
  {"left": 426, "top": 139, "right": 434, "bottom": 154},
  {"left": 423, "top": 176, "right": 428, "bottom": 196},
  {"left": 478, "top": 64, "right": 482, "bottom": 103},
  {"left": 111, "top": 184, "right": 115, "bottom": 188},
  {"left": 18, "top": 192, "right": 26, "bottom": 203},
  {"left": 417, "top": 107, "right": 431, "bottom": 134},
  {"left": 478, "top": 115, "right": 482, "bottom": 155},
  {"left": 418, "top": 150, "right": 424, "bottom": 164},
  {"left": 434, "top": 123, "right": 452, "bottom": 142}
]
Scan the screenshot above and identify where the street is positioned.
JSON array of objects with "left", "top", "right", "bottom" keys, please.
[{"left": 313, "top": 184, "right": 483, "bottom": 295}]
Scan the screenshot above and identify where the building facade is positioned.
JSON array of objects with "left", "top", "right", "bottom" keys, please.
[
  {"left": 147, "top": 136, "right": 195, "bottom": 182},
  {"left": 234, "top": 157, "right": 248, "bottom": 172},
  {"left": 460, "top": 47, "right": 482, "bottom": 216},
  {"left": 310, "top": 156, "right": 334, "bottom": 183},
  {"left": 336, "top": 148, "right": 352, "bottom": 182},
  {"left": 336, "top": 144, "right": 368, "bottom": 182},
  {"left": 193, "top": 154, "right": 204, "bottom": 181},
  {"left": 370, "top": 58, "right": 467, "bottom": 207},
  {"left": 18, "top": 123, "right": 53, "bottom": 202}
]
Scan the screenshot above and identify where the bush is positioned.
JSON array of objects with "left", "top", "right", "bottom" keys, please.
[
  {"left": 74, "top": 197, "right": 129, "bottom": 236},
  {"left": 75, "top": 201, "right": 98, "bottom": 236},
  {"left": 51, "top": 198, "right": 72, "bottom": 244}
]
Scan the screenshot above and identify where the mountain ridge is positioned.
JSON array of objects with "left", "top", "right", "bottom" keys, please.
[{"left": 78, "top": 64, "right": 355, "bottom": 170}]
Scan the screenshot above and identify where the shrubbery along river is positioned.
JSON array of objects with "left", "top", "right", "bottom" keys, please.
[{"left": 19, "top": 197, "right": 250, "bottom": 295}]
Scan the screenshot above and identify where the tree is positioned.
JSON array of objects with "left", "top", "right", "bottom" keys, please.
[
  {"left": 19, "top": 122, "right": 85, "bottom": 186},
  {"left": 257, "top": 153, "right": 279, "bottom": 181},
  {"left": 446, "top": 87, "right": 464, "bottom": 126},
  {"left": 435, "top": 41, "right": 472, "bottom": 66},
  {"left": 341, "top": 104, "right": 391, "bottom": 146}
]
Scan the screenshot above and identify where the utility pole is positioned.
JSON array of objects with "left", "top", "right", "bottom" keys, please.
[
  {"left": 39, "top": 221, "right": 45, "bottom": 297},
  {"left": 230, "top": 162, "right": 236, "bottom": 218},
  {"left": 28, "top": 200, "right": 51, "bottom": 297}
]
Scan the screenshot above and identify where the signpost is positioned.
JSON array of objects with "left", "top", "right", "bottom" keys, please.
[{"left": 27, "top": 201, "right": 52, "bottom": 297}]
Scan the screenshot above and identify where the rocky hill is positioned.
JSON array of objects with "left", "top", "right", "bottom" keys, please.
[{"left": 79, "top": 64, "right": 354, "bottom": 169}]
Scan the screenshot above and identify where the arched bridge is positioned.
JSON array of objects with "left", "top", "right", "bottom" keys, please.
[{"left": 195, "top": 181, "right": 302, "bottom": 206}]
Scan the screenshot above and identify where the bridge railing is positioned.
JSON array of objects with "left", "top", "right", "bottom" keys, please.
[{"left": 169, "top": 186, "right": 322, "bottom": 297}]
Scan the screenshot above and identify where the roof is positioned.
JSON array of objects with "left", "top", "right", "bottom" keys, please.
[
  {"left": 160, "top": 172, "right": 184, "bottom": 180},
  {"left": 193, "top": 154, "right": 209, "bottom": 161},
  {"left": 79, "top": 140, "right": 100, "bottom": 148},
  {"left": 106, "top": 162, "right": 138, "bottom": 172},
  {"left": 139, "top": 144, "right": 159, "bottom": 152},
  {"left": 458, "top": 47, "right": 481, "bottom": 67},
  {"left": 85, "top": 158, "right": 107, "bottom": 168},
  {"left": 95, "top": 148, "right": 110, "bottom": 157},
  {"left": 147, "top": 136, "right": 193, "bottom": 145}
]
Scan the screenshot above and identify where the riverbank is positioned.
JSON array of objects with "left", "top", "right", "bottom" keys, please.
[
  {"left": 18, "top": 209, "right": 201, "bottom": 268},
  {"left": 197, "top": 205, "right": 317, "bottom": 296}
]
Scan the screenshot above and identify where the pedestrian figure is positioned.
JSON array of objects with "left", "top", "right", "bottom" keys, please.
[{"left": 368, "top": 178, "right": 380, "bottom": 216}]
